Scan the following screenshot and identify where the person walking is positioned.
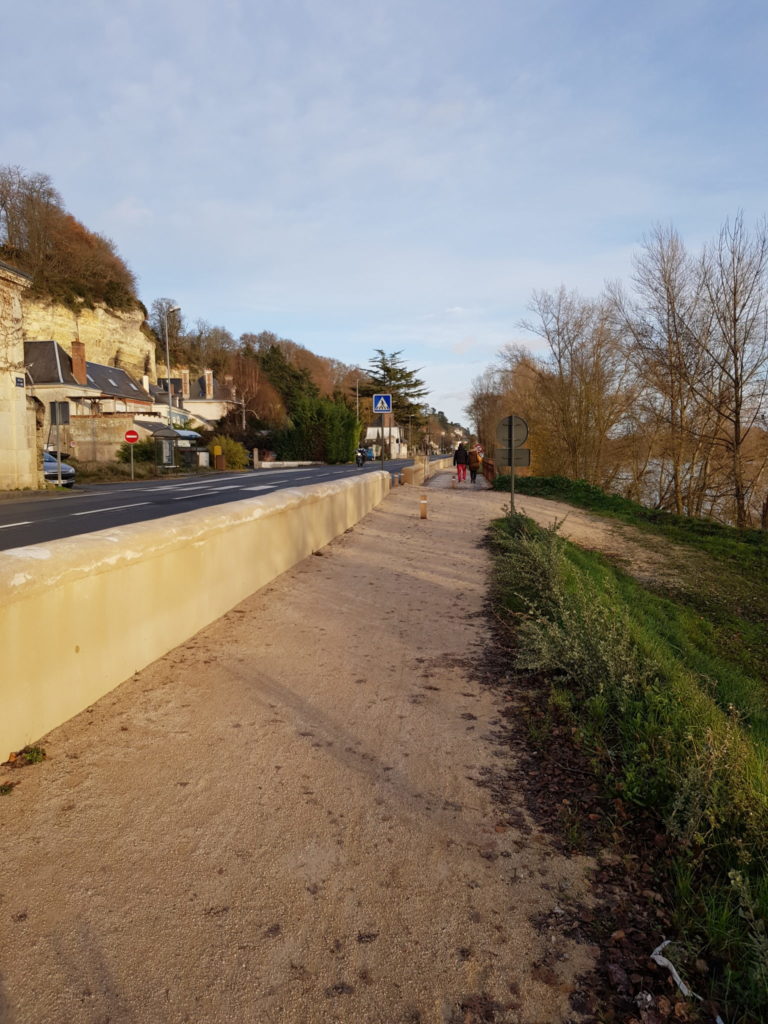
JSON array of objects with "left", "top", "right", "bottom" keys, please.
[
  {"left": 468, "top": 445, "right": 481, "bottom": 484},
  {"left": 453, "top": 442, "right": 469, "bottom": 483}
]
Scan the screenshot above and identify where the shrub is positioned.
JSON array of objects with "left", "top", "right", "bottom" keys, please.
[
  {"left": 116, "top": 438, "right": 157, "bottom": 463},
  {"left": 208, "top": 434, "right": 248, "bottom": 469}
]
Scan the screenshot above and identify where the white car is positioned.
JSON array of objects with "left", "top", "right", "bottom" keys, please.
[{"left": 43, "top": 451, "right": 76, "bottom": 487}]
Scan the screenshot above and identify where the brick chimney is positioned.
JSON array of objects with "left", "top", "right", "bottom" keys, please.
[
  {"left": 203, "top": 369, "right": 213, "bottom": 399},
  {"left": 71, "top": 341, "right": 87, "bottom": 386},
  {"left": 181, "top": 368, "right": 190, "bottom": 399}
]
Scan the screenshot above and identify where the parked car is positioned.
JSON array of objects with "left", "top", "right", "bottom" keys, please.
[{"left": 43, "top": 451, "right": 76, "bottom": 487}]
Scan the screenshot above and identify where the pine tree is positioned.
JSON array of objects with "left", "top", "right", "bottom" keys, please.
[{"left": 362, "top": 350, "right": 429, "bottom": 421}]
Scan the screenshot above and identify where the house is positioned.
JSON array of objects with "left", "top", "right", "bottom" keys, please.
[
  {"left": 364, "top": 412, "right": 409, "bottom": 458},
  {"left": 25, "top": 339, "right": 155, "bottom": 461},
  {"left": 149, "top": 368, "right": 242, "bottom": 429}
]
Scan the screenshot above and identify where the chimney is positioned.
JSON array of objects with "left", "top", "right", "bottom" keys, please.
[
  {"left": 71, "top": 341, "right": 87, "bottom": 386},
  {"left": 181, "top": 368, "right": 190, "bottom": 399},
  {"left": 203, "top": 369, "right": 213, "bottom": 400}
]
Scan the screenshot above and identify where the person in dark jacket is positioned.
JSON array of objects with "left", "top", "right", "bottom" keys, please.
[
  {"left": 453, "top": 442, "right": 469, "bottom": 482},
  {"left": 467, "top": 445, "right": 481, "bottom": 484}
]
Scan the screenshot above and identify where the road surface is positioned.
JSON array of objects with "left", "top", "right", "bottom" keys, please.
[{"left": 0, "top": 461, "right": 412, "bottom": 551}]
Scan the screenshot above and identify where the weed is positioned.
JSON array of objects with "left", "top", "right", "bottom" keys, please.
[
  {"left": 15, "top": 745, "right": 46, "bottom": 765},
  {"left": 0, "top": 781, "right": 17, "bottom": 795}
]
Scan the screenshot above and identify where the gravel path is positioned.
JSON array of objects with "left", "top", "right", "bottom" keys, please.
[{"left": 0, "top": 474, "right": 598, "bottom": 1024}]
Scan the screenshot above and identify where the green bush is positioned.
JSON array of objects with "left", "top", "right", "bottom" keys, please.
[
  {"left": 208, "top": 434, "right": 248, "bottom": 469},
  {"left": 117, "top": 438, "right": 157, "bottom": 463}
]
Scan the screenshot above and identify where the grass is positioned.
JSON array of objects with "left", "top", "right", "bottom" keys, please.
[
  {"left": 493, "top": 474, "right": 768, "bottom": 588},
  {"left": 488, "top": 512, "right": 768, "bottom": 1021},
  {"left": 68, "top": 460, "right": 219, "bottom": 485}
]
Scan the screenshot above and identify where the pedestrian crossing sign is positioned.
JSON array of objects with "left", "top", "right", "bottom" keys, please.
[{"left": 373, "top": 393, "right": 392, "bottom": 414}]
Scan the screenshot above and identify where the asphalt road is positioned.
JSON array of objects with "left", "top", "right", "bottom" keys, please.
[{"left": 0, "top": 461, "right": 413, "bottom": 551}]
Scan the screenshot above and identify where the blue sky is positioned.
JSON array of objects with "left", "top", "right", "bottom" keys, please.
[{"left": 3, "top": 0, "right": 767, "bottom": 424}]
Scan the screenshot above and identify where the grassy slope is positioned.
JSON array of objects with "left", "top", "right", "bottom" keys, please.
[{"left": 489, "top": 478, "right": 768, "bottom": 1021}]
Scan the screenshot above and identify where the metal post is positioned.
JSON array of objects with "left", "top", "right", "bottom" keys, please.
[
  {"left": 163, "top": 304, "right": 180, "bottom": 426},
  {"left": 56, "top": 419, "right": 62, "bottom": 486},
  {"left": 508, "top": 416, "right": 516, "bottom": 514}
]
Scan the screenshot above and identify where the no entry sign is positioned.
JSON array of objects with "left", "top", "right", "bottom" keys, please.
[{"left": 124, "top": 430, "right": 139, "bottom": 444}]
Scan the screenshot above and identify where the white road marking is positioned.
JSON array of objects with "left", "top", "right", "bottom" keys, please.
[
  {"left": 243, "top": 485, "right": 275, "bottom": 492},
  {"left": 148, "top": 483, "right": 215, "bottom": 492},
  {"left": 72, "top": 502, "right": 151, "bottom": 517},
  {"left": 172, "top": 486, "right": 240, "bottom": 500},
  {"left": 0, "top": 521, "right": 32, "bottom": 530}
]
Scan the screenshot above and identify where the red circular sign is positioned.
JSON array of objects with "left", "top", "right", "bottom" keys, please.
[{"left": 124, "top": 430, "right": 140, "bottom": 444}]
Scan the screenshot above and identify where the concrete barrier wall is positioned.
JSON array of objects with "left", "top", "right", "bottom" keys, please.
[
  {"left": 0, "top": 472, "right": 391, "bottom": 759},
  {"left": 402, "top": 457, "right": 452, "bottom": 485}
]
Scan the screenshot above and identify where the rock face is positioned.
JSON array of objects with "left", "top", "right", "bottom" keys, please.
[
  {"left": 0, "top": 262, "right": 40, "bottom": 489},
  {"left": 22, "top": 299, "right": 157, "bottom": 380}
]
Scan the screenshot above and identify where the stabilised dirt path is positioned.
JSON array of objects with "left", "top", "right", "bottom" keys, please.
[{"left": 1, "top": 474, "right": 602, "bottom": 1024}]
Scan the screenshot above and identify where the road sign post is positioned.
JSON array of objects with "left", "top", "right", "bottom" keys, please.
[
  {"left": 125, "top": 429, "right": 139, "bottom": 480},
  {"left": 373, "top": 394, "right": 392, "bottom": 470},
  {"left": 495, "top": 415, "right": 529, "bottom": 515}
]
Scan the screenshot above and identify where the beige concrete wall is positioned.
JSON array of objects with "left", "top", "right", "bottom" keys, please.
[
  {"left": 0, "top": 472, "right": 390, "bottom": 758},
  {"left": 401, "top": 457, "right": 453, "bottom": 486},
  {"left": 22, "top": 299, "right": 155, "bottom": 381},
  {"left": 0, "top": 264, "right": 39, "bottom": 489}
]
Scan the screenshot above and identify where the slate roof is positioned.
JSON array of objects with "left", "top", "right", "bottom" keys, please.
[
  {"left": 85, "top": 362, "right": 151, "bottom": 402},
  {"left": 0, "top": 259, "right": 33, "bottom": 281},
  {"left": 149, "top": 377, "right": 183, "bottom": 398},
  {"left": 24, "top": 340, "right": 82, "bottom": 387},
  {"left": 189, "top": 376, "right": 233, "bottom": 401},
  {"left": 24, "top": 340, "right": 151, "bottom": 402}
]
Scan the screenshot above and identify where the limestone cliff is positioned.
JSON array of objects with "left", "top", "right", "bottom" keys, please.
[{"left": 22, "top": 299, "right": 157, "bottom": 380}]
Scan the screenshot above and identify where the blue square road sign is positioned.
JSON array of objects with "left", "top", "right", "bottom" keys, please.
[{"left": 372, "top": 393, "right": 392, "bottom": 414}]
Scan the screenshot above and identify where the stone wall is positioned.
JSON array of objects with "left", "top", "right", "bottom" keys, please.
[
  {"left": 69, "top": 412, "right": 145, "bottom": 462},
  {"left": 22, "top": 299, "right": 156, "bottom": 380},
  {"left": 0, "top": 264, "right": 40, "bottom": 489}
]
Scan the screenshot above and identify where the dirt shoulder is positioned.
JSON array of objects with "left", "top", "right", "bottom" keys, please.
[{"left": 513, "top": 493, "right": 699, "bottom": 589}]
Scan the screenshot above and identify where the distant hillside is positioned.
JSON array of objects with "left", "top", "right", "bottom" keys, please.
[{"left": 0, "top": 165, "right": 138, "bottom": 311}]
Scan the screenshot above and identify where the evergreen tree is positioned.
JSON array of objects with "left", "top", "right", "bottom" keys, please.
[{"left": 362, "top": 350, "right": 429, "bottom": 422}]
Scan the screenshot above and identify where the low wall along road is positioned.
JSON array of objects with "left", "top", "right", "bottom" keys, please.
[{"left": 0, "top": 472, "right": 391, "bottom": 759}]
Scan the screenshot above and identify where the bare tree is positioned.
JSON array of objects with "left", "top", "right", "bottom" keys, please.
[
  {"left": 149, "top": 298, "right": 186, "bottom": 370},
  {"left": 608, "top": 226, "right": 718, "bottom": 513},
  {"left": 521, "top": 288, "right": 634, "bottom": 485},
  {"left": 693, "top": 214, "right": 768, "bottom": 527}
]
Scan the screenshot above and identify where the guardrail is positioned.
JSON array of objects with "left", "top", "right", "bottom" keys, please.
[
  {"left": 482, "top": 458, "right": 497, "bottom": 483},
  {"left": 0, "top": 472, "right": 391, "bottom": 759}
]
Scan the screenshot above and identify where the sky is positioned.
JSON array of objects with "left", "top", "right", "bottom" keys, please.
[{"left": 3, "top": 0, "right": 768, "bottom": 426}]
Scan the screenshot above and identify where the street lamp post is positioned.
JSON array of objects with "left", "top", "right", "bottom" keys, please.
[{"left": 163, "top": 304, "right": 180, "bottom": 426}]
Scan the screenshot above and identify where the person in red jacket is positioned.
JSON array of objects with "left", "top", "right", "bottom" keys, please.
[{"left": 453, "top": 442, "right": 469, "bottom": 482}]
